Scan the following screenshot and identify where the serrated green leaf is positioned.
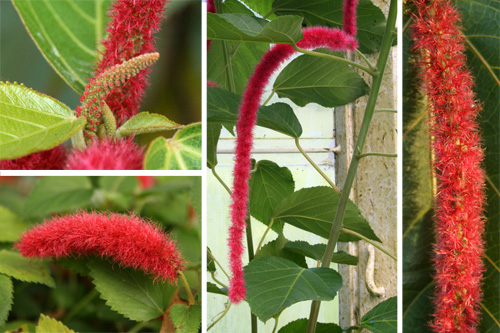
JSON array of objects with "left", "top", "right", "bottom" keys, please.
[
  {"left": 0, "top": 250, "right": 55, "bottom": 288},
  {"left": 284, "top": 241, "right": 358, "bottom": 265},
  {"left": 0, "top": 82, "right": 86, "bottom": 160},
  {"left": 35, "top": 314, "right": 75, "bottom": 333},
  {"left": 360, "top": 297, "right": 397, "bottom": 333},
  {"left": 207, "top": 86, "right": 302, "bottom": 137},
  {"left": 24, "top": 176, "right": 93, "bottom": 218},
  {"left": 245, "top": 256, "right": 342, "bottom": 322},
  {"left": 208, "top": 13, "right": 303, "bottom": 44},
  {"left": 238, "top": 0, "right": 275, "bottom": 19},
  {"left": 11, "top": 0, "right": 112, "bottom": 93},
  {"left": 207, "top": 123, "right": 221, "bottom": 168},
  {"left": 254, "top": 233, "right": 307, "bottom": 268},
  {"left": 273, "top": 0, "right": 389, "bottom": 54},
  {"left": 0, "top": 274, "right": 13, "bottom": 327},
  {"left": 169, "top": 304, "right": 201, "bottom": 333},
  {"left": 249, "top": 160, "right": 295, "bottom": 232},
  {"left": 278, "top": 318, "right": 343, "bottom": 333},
  {"left": 88, "top": 260, "right": 176, "bottom": 322},
  {"left": 0, "top": 206, "right": 28, "bottom": 242},
  {"left": 273, "top": 53, "right": 369, "bottom": 108},
  {"left": 144, "top": 123, "right": 201, "bottom": 170},
  {"left": 116, "top": 112, "right": 182, "bottom": 138},
  {"left": 273, "top": 186, "right": 381, "bottom": 243}
]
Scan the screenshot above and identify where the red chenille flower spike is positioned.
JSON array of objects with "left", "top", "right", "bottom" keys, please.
[
  {"left": 412, "top": 0, "right": 486, "bottom": 331},
  {"left": 228, "top": 26, "right": 358, "bottom": 304},
  {"left": 16, "top": 211, "right": 184, "bottom": 283},
  {"left": 0, "top": 145, "right": 67, "bottom": 170}
]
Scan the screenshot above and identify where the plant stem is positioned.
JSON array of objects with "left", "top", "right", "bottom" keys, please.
[
  {"left": 374, "top": 109, "right": 397, "bottom": 113},
  {"left": 178, "top": 271, "right": 195, "bottom": 305},
  {"left": 341, "top": 228, "right": 397, "bottom": 261},
  {"left": 295, "top": 138, "right": 339, "bottom": 193},
  {"left": 293, "top": 45, "right": 376, "bottom": 76},
  {"left": 63, "top": 289, "right": 98, "bottom": 322},
  {"left": 255, "top": 218, "right": 274, "bottom": 255},
  {"left": 306, "top": 0, "right": 397, "bottom": 331},
  {"left": 212, "top": 167, "right": 231, "bottom": 194},
  {"left": 356, "top": 50, "right": 377, "bottom": 72},
  {"left": 262, "top": 91, "right": 275, "bottom": 106},
  {"left": 272, "top": 315, "right": 280, "bottom": 333},
  {"left": 356, "top": 152, "right": 397, "bottom": 159},
  {"left": 208, "top": 302, "right": 232, "bottom": 331},
  {"left": 207, "top": 248, "right": 231, "bottom": 280},
  {"left": 210, "top": 271, "right": 228, "bottom": 289}
]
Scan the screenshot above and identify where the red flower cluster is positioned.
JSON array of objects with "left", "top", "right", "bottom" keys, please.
[
  {"left": 0, "top": 146, "right": 67, "bottom": 170},
  {"left": 207, "top": 0, "right": 216, "bottom": 50},
  {"left": 66, "top": 137, "right": 143, "bottom": 170},
  {"left": 228, "top": 26, "right": 358, "bottom": 304},
  {"left": 16, "top": 211, "right": 184, "bottom": 283},
  {"left": 96, "top": 0, "right": 168, "bottom": 123},
  {"left": 412, "top": 0, "right": 485, "bottom": 331}
]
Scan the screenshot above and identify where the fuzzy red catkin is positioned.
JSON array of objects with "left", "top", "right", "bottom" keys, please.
[
  {"left": 412, "top": 0, "right": 486, "bottom": 331},
  {"left": 0, "top": 145, "right": 67, "bottom": 170},
  {"left": 228, "top": 27, "right": 358, "bottom": 304},
  {"left": 96, "top": 0, "right": 168, "bottom": 123},
  {"left": 343, "top": 0, "right": 359, "bottom": 36},
  {"left": 16, "top": 211, "right": 184, "bottom": 284},
  {"left": 207, "top": 0, "right": 216, "bottom": 51}
]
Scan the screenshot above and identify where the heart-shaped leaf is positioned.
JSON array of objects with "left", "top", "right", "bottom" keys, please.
[
  {"left": 285, "top": 241, "right": 358, "bottom": 265},
  {"left": 249, "top": 160, "right": 295, "bottom": 232},
  {"left": 169, "top": 304, "right": 201, "bottom": 333},
  {"left": 207, "top": 86, "right": 302, "bottom": 137},
  {"left": 0, "top": 250, "right": 55, "bottom": 288},
  {"left": 12, "top": 0, "right": 112, "bottom": 93},
  {"left": 273, "top": 52, "right": 369, "bottom": 108},
  {"left": 207, "top": 13, "right": 303, "bottom": 44},
  {"left": 0, "top": 206, "right": 28, "bottom": 242},
  {"left": 359, "top": 296, "right": 397, "bottom": 333},
  {"left": 116, "top": 112, "right": 182, "bottom": 138},
  {"left": 36, "top": 314, "right": 75, "bottom": 333},
  {"left": 0, "top": 82, "right": 85, "bottom": 160},
  {"left": 88, "top": 260, "right": 176, "bottom": 322},
  {"left": 272, "top": 0, "right": 389, "bottom": 54},
  {"left": 278, "top": 319, "right": 343, "bottom": 333},
  {"left": 273, "top": 186, "right": 381, "bottom": 243},
  {"left": 254, "top": 233, "right": 307, "bottom": 268},
  {"left": 244, "top": 256, "right": 342, "bottom": 322},
  {"left": 0, "top": 274, "right": 13, "bottom": 327},
  {"left": 144, "top": 123, "right": 201, "bottom": 170}
]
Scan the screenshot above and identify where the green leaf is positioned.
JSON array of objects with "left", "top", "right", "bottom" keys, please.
[
  {"left": 273, "top": 52, "right": 369, "bottom": 108},
  {"left": 249, "top": 160, "right": 295, "bottom": 232},
  {"left": 0, "top": 250, "right": 55, "bottom": 288},
  {"left": 116, "top": 112, "right": 183, "bottom": 138},
  {"left": 272, "top": 0, "right": 389, "bottom": 54},
  {"left": 0, "top": 82, "right": 86, "bottom": 160},
  {"left": 273, "top": 186, "right": 381, "bottom": 242},
  {"left": 244, "top": 256, "right": 342, "bottom": 322},
  {"left": 359, "top": 297, "right": 397, "bottom": 333},
  {"left": 207, "top": 248, "right": 216, "bottom": 272},
  {"left": 207, "top": 86, "right": 303, "bottom": 137},
  {"left": 207, "top": 282, "right": 227, "bottom": 296},
  {"left": 88, "top": 260, "right": 177, "bottom": 322},
  {"left": 207, "top": 124, "right": 221, "bottom": 168},
  {"left": 144, "top": 123, "right": 201, "bottom": 170},
  {"left": 0, "top": 206, "right": 28, "bottom": 242},
  {"left": 284, "top": 241, "right": 359, "bottom": 265},
  {"left": 11, "top": 0, "right": 112, "bottom": 93},
  {"left": 0, "top": 274, "right": 13, "bottom": 327},
  {"left": 169, "top": 304, "right": 201, "bottom": 333},
  {"left": 254, "top": 233, "right": 307, "bottom": 268},
  {"left": 238, "top": 0, "right": 275, "bottom": 19},
  {"left": 278, "top": 319, "right": 343, "bottom": 333},
  {"left": 208, "top": 13, "right": 303, "bottom": 44},
  {"left": 35, "top": 314, "right": 75, "bottom": 333},
  {"left": 24, "top": 176, "right": 93, "bottom": 218}
]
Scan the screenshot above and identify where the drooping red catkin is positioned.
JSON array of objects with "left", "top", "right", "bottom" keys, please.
[
  {"left": 412, "top": 0, "right": 486, "bottom": 331},
  {"left": 66, "top": 137, "right": 143, "bottom": 170},
  {"left": 342, "top": 0, "right": 358, "bottom": 36},
  {"left": 16, "top": 211, "right": 184, "bottom": 283},
  {"left": 207, "top": 0, "right": 216, "bottom": 50},
  {"left": 0, "top": 146, "right": 67, "bottom": 170},
  {"left": 96, "top": 0, "right": 168, "bottom": 123},
  {"left": 228, "top": 27, "right": 358, "bottom": 304}
]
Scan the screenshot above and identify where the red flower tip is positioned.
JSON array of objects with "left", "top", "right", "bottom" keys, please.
[
  {"left": 207, "top": 0, "right": 216, "bottom": 51},
  {"left": 66, "top": 137, "right": 144, "bottom": 170},
  {"left": 16, "top": 211, "right": 184, "bottom": 283},
  {"left": 137, "top": 176, "right": 155, "bottom": 189},
  {"left": 0, "top": 146, "right": 67, "bottom": 170},
  {"left": 343, "top": 0, "right": 359, "bottom": 36}
]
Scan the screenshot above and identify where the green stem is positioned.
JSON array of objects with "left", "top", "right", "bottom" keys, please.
[
  {"left": 207, "top": 248, "right": 231, "bottom": 280},
  {"left": 374, "top": 109, "right": 397, "bottom": 113},
  {"left": 262, "top": 91, "right": 275, "bottom": 106},
  {"left": 341, "top": 228, "right": 397, "bottom": 261},
  {"left": 356, "top": 152, "right": 397, "bottom": 159},
  {"left": 272, "top": 315, "right": 280, "bottom": 333},
  {"left": 210, "top": 271, "right": 228, "bottom": 289},
  {"left": 294, "top": 45, "right": 376, "bottom": 76},
  {"left": 246, "top": 217, "right": 255, "bottom": 262},
  {"left": 306, "top": 0, "right": 397, "bottom": 331},
  {"left": 212, "top": 167, "right": 231, "bottom": 194},
  {"left": 208, "top": 302, "right": 232, "bottom": 331},
  {"left": 295, "top": 138, "right": 339, "bottom": 193},
  {"left": 63, "top": 289, "right": 98, "bottom": 322},
  {"left": 255, "top": 218, "right": 274, "bottom": 255},
  {"left": 178, "top": 271, "right": 195, "bottom": 305},
  {"left": 356, "top": 50, "right": 377, "bottom": 72}
]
